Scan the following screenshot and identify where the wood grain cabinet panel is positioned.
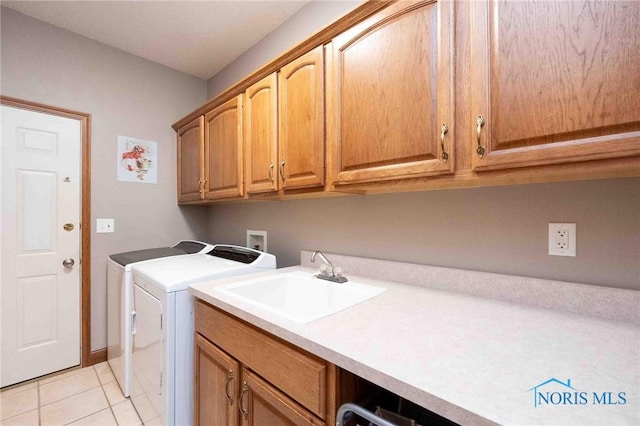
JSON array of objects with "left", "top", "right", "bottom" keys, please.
[
  {"left": 194, "top": 300, "right": 347, "bottom": 426},
  {"left": 194, "top": 334, "right": 240, "bottom": 426},
  {"left": 327, "top": 0, "right": 455, "bottom": 186},
  {"left": 244, "top": 73, "right": 279, "bottom": 194},
  {"left": 278, "top": 46, "right": 325, "bottom": 190},
  {"left": 195, "top": 300, "right": 327, "bottom": 419},
  {"left": 239, "top": 368, "right": 324, "bottom": 426},
  {"left": 175, "top": 1, "right": 640, "bottom": 202},
  {"left": 177, "top": 116, "right": 205, "bottom": 202},
  {"left": 470, "top": 0, "right": 640, "bottom": 170},
  {"left": 205, "top": 95, "right": 244, "bottom": 200}
]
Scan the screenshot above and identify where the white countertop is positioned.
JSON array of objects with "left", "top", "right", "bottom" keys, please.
[{"left": 190, "top": 266, "right": 640, "bottom": 425}]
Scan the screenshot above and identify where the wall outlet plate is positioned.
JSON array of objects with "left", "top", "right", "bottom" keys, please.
[
  {"left": 548, "top": 223, "right": 576, "bottom": 256},
  {"left": 96, "top": 218, "right": 115, "bottom": 233}
]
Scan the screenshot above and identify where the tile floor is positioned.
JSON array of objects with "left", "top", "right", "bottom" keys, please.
[{"left": 0, "top": 362, "right": 143, "bottom": 425}]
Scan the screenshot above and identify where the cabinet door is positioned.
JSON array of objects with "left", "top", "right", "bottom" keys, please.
[
  {"left": 194, "top": 334, "right": 239, "bottom": 426},
  {"left": 177, "top": 116, "right": 204, "bottom": 202},
  {"left": 239, "top": 368, "right": 324, "bottom": 426},
  {"left": 278, "top": 46, "right": 325, "bottom": 190},
  {"left": 470, "top": 0, "right": 640, "bottom": 171},
  {"left": 205, "top": 95, "right": 244, "bottom": 199},
  {"left": 245, "top": 73, "right": 279, "bottom": 194},
  {"left": 327, "top": 0, "right": 454, "bottom": 186}
]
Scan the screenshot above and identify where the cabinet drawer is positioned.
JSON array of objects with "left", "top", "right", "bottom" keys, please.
[
  {"left": 241, "top": 367, "right": 324, "bottom": 426},
  {"left": 195, "top": 300, "right": 328, "bottom": 419}
]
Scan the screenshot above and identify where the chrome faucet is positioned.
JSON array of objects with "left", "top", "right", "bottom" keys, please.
[{"left": 310, "top": 251, "right": 348, "bottom": 283}]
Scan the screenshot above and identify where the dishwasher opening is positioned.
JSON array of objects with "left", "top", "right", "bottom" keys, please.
[{"left": 338, "top": 370, "right": 459, "bottom": 426}]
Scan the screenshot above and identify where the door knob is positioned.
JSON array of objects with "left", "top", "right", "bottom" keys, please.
[{"left": 62, "top": 258, "right": 75, "bottom": 268}]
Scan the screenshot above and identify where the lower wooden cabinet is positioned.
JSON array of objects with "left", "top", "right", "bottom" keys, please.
[
  {"left": 194, "top": 300, "right": 346, "bottom": 426},
  {"left": 195, "top": 333, "right": 324, "bottom": 426},
  {"left": 194, "top": 334, "right": 239, "bottom": 426},
  {"left": 239, "top": 368, "right": 324, "bottom": 426}
]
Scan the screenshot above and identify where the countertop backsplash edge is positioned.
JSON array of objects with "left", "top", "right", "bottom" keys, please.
[{"left": 300, "top": 250, "right": 640, "bottom": 324}]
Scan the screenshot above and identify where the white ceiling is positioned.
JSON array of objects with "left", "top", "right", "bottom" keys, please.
[{"left": 2, "top": 0, "right": 311, "bottom": 80}]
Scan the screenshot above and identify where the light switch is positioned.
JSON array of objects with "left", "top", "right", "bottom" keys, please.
[{"left": 97, "top": 218, "right": 115, "bottom": 233}]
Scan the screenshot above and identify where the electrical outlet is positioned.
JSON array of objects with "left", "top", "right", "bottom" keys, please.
[
  {"left": 548, "top": 223, "right": 576, "bottom": 256},
  {"left": 556, "top": 229, "right": 569, "bottom": 249}
]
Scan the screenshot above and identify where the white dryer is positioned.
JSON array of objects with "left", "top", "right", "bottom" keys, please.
[
  {"left": 107, "top": 240, "right": 214, "bottom": 397},
  {"left": 129, "top": 245, "right": 276, "bottom": 426}
]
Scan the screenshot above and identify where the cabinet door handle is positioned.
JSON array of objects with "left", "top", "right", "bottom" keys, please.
[
  {"left": 279, "top": 160, "right": 286, "bottom": 183},
  {"left": 440, "top": 123, "right": 449, "bottom": 163},
  {"left": 239, "top": 381, "right": 249, "bottom": 420},
  {"left": 476, "top": 115, "right": 485, "bottom": 158},
  {"left": 268, "top": 163, "right": 274, "bottom": 183},
  {"left": 225, "top": 371, "right": 234, "bottom": 406}
]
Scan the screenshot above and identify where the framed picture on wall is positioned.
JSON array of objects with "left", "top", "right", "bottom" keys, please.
[{"left": 117, "top": 135, "right": 158, "bottom": 184}]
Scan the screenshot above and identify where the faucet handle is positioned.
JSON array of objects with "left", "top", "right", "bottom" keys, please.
[{"left": 310, "top": 250, "right": 348, "bottom": 283}]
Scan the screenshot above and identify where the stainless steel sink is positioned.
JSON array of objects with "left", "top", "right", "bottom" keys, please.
[{"left": 214, "top": 271, "right": 385, "bottom": 323}]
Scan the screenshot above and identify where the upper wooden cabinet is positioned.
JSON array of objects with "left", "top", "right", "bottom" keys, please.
[
  {"left": 174, "top": 0, "right": 640, "bottom": 203},
  {"left": 246, "top": 48, "right": 326, "bottom": 196},
  {"left": 177, "top": 116, "right": 205, "bottom": 203},
  {"left": 244, "top": 73, "right": 279, "bottom": 194},
  {"left": 204, "top": 95, "right": 244, "bottom": 200},
  {"left": 327, "top": 0, "right": 454, "bottom": 186},
  {"left": 470, "top": 0, "right": 640, "bottom": 171},
  {"left": 278, "top": 45, "right": 325, "bottom": 190}
]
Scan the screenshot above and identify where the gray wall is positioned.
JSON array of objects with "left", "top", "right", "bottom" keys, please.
[
  {"left": 208, "top": 178, "right": 640, "bottom": 290},
  {"left": 207, "top": 1, "right": 359, "bottom": 98},
  {"left": 1, "top": 8, "right": 210, "bottom": 350}
]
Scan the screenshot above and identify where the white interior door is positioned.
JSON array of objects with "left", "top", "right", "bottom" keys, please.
[{"left": 1, "top": 105, "right": 81, "bottom": 387}]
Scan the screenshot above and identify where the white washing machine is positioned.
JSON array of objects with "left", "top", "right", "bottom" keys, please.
[
  {"left": 129, "top": 245, "right": 276, "bottom": 426},
  {"left": 107, "top": 240, "right": 214, "bottom": 397}
]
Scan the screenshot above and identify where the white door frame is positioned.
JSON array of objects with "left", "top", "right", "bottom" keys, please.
[{"left": 1, "top": 96, "right": 93, "bottom": 367}]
